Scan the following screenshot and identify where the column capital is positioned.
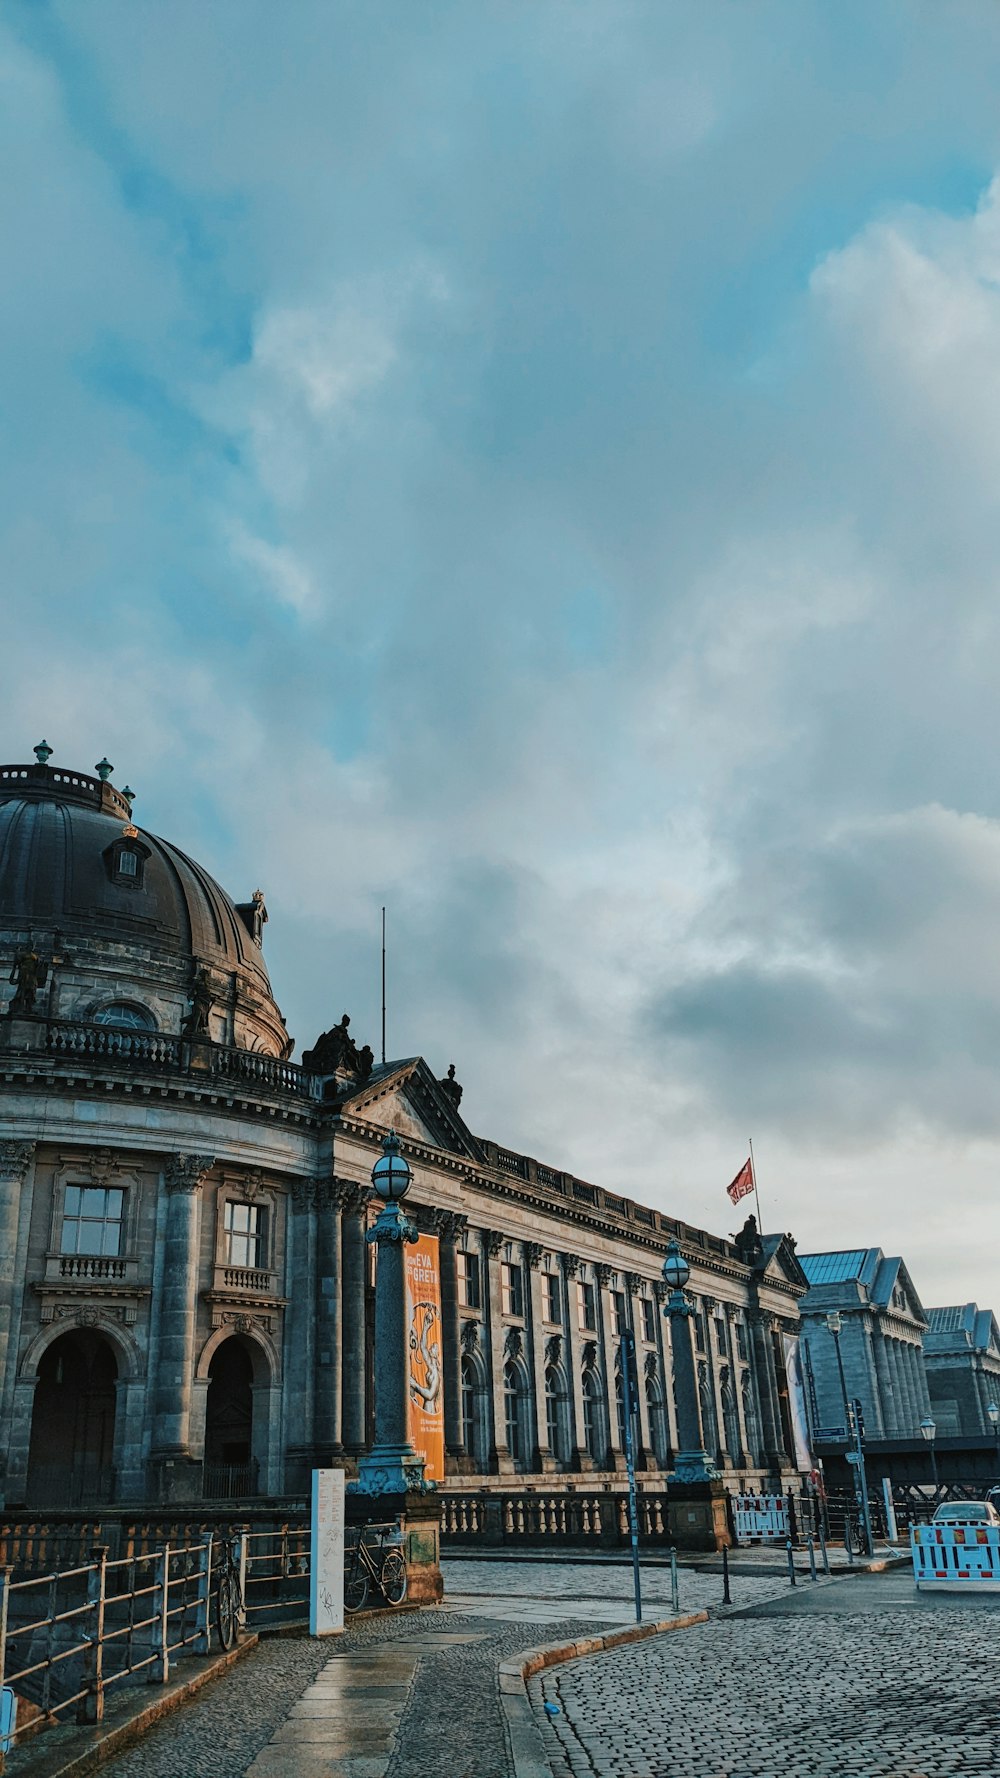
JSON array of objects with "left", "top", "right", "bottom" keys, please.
[
  {"left": 653, "top": 1279, "right": 669, "bottom": 1305},
  {"left": 525, "top": 1241, "right": 544, "bottom": 1271},
  {"left": 0, "top": 1140, "right": 34, "bottom": 1182},
  {"left": 595, "top": 1262, "right": 614, "bottom": 1288},
  {"left": 164, "top": 1153, "right": 214, "bottom": 1194},
  {"left": 559, "top": 1252, "right": 581, "bottom": 1279},
  {"left": 428, "top": 1209, "right": 468, "bottom": 1244},
  {"left": 624, "top": 1271, "right": 643, "bottom": 1296},
  {"left": 344, "top": 1183, "right": 375, "bottom": 1215},
  {"left": 484, "top": 1229, "right": 505, "bottom": 1258}
]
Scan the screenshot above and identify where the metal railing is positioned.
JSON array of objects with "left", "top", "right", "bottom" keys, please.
[
  {"left": 202, "top": 1460, "right": 260, "bottom": 1502},
  {"left": 0, "top": 1535, "right": 230, "bottom": 1768},
  {"left": 241, "top": 1525, "right": 310, "bottom": 1632}
]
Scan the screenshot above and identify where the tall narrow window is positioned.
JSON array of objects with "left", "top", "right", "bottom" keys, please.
[
  {"left": 61, "top": 1186, "right": 125, "bottom": 1257},
  {"left": 458, "top": 1250, "right": 481, "bottom": 1309},
  {"left": 542, "top": 1270, "right": 561, "bottom": 1323},
  {"left": 577, "top": 1280, "right": 597, "bottom": 1332},
  {"left": 641, "top": 1298, "right": 657, "bottom": 1345},
  {"left": 225, "top": 1201, "right": 266, "bottom": 1270},
  {"left": 611, "top": 1291, "right": 627, "bottom": 1337},
  {"left": 501, "top": 1263, "right": 524, "bottom": 1318}
]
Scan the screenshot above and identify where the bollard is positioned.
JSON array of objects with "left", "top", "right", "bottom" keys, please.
[
  {"left": 722, "top": 1544, "right": 731, "bottom": 1605},
  {"left": 785, "top": 1538, "right": 797, "bottom": 1586},
  {"left": 818, "top": 1524, "right": 830, "bottom": 1576},
  {"left": 669, "top": 1547, "right": 679, "bottom": 1615},
  {"left": 807, "top": 1534, "right": 818, "bottom": 1582}
]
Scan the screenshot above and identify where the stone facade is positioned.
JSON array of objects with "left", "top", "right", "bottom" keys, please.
[{"left": 0, "top": 754, "right": 810, "bottom": 1509}]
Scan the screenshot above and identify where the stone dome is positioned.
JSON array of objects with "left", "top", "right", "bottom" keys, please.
[{"left": 0, "top": 757, "right": 289, "bottom": 1055}]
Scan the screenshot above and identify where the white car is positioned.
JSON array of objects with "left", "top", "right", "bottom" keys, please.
[{"left": 932, "top": 1500, "right": 1000, "bottom": 1527}]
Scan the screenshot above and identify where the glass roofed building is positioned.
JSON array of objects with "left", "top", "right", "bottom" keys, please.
[
  {"left": 924, "top": 1305, "right": 1000, "bottom": 1438},
  {"left": 797, "top": 1247, "right": 931, "bottom": 1442}
]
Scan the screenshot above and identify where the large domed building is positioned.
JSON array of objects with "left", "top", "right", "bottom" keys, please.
[{"left": 0, "top": 746, "right": 808, "bottom": 1517}]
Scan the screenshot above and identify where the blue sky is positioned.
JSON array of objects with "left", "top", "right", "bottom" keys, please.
[{"left": 7, "top": 1, "right": 1000, "bottom": 1304}]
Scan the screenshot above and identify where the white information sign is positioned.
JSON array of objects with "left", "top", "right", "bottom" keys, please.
[{"left": 310, "top": 1467, "right": 346, "bottom": 1637}]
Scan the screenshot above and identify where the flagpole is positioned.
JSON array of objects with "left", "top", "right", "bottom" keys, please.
[{"left": 748, "top": 1136, "right": 764, "bottom": 1233}]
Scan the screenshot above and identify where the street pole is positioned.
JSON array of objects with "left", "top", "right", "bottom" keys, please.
[
  {"left": 851, "top": 1398, "right": 874, "bottom": 1560},
  {"left": 619, "top": 1329, "right": 642, "bottom": 1624}
]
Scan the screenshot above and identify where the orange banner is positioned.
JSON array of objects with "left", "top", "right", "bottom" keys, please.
[{"left": 406, "top": 1234, "right": 445, "bottom": 1482}]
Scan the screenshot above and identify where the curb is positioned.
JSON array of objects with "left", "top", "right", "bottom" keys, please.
[
  {"left": 6, "top": 1635, "right": 259, "bottom": 1778},
  {"left": 498, "top": 1612, "right": 708, "bottom": 1778}
]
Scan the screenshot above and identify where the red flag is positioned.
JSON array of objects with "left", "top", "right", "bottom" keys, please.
[{"left": 726, "top": 1157, "right": 754, "bottom": 1206}]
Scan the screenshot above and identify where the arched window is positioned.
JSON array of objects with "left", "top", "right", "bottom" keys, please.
[
  {"left": 93, "top": 1002, "right": 156, "bottom": 1030},
  {"left": 720, "top": 1368, "right": 742, "bottom": 1464},
  {"left": 741, "top": 1371, "right": 762, "bottom": 1467},
  {"left": 461, "top": 1355, "right": 489, "bottom": 1471},
  {"left": 503, "top": 1360, "right": 531, "bottom": 1471},
  {"left": 582, "top": 1366, "right": 605, "bottom": 1468},
  {"left": 545, "top": 1364, "right": 571, "bottom": 1467},
  {"left": 646, "top": 1373, "right": 670, "bottom": 1470}
]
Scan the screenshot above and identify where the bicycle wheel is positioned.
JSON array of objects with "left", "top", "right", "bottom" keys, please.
[
  {"left": 344, "top": 1559, "right": 370, "bottom": 1614},
  {"left": 380, "top": 1549, "right": 407, "bottom": 1606},
  {"left": 216, "top": 1572, "right": 238, "bottom": 1650}
]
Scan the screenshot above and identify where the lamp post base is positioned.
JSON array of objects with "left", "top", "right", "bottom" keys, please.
[
  {"left": 350, "top": 1444, "right": 434, "bottom": 1497},
  {"left": 669, "top": 1449, "right": 720, "bottom": 1484}
]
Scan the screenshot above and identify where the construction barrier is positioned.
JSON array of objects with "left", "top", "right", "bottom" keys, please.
[
  {"left": 911, "top": 1521, "right": 1000, "bottom": 1590},
  {"left": 733, "top": 1495, "right": 788, "bottom": 1543}
]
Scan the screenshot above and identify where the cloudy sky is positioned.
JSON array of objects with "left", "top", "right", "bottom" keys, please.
[{"left": 6, "top": 1, "right": 1000, "bottom": 1307}]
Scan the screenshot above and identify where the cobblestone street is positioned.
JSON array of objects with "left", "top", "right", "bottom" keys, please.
[{"left": 533, "top": 1570, "right": 1000, "bottom": 1778}]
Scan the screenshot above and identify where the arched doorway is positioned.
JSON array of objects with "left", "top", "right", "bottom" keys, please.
[
  {"left": 26, "top": 1329, "right": 118, "bottom": 1506},
  {"left": 461, "top": 1353, "right": 489, "bottom": 1471},
  {"left": 204, "top": 1337, "right": 257, "bottom": 1498}
]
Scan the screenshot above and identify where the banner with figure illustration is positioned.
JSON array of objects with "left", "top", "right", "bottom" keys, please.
[
  {"left": 782, "top": 1332, "right": 813, "bottom": 1473},
  {"left": 406, "top": 1233, "right": 445, "bottom": 1482}
]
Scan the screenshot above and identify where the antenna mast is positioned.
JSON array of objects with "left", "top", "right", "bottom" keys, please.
[{"left": 381, "top": 905, "right": 386, "bottom": 1065}]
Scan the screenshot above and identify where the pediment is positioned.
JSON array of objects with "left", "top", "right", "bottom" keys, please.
[
  {"left": 761, "top": 1233, "right": 810, "bottom": 1291},
  {"left": 338, "top": 1058, "right": 484, "bottom": 1163}
]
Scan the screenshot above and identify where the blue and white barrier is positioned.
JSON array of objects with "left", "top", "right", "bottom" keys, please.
[{"left": 911, "top": 1521, "right": 1000, "bottom": 1590}]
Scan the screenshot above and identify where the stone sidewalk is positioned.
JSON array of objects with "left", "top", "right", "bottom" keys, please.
[{"left": 533, "top": 1569, "right": 1000, "bottom": 1778}]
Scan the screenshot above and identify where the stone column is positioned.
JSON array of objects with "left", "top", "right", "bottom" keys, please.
[
  {"left": 748, "top": 1309, "right": 784, "bottom": 1470},
  {"left": 313, "top": 1178, "right": 351, "bottom": 1463},
  {"left": 525, "top": 1243, "right": 554, "bottom": 1472},
  {"left": 700, "top": 1297, "right": 725, "bottom": 1463},
  {"left": 560, "top": 1254, "right": 592, "bottom": 1470},
  {"left": 892, "top": 1339, "right": 915, "bottom": 1434},
  {"left": 433, "top": 1211, "right": 467, "bottom": 1468},
  {"left": 723, "top": 1305, "right": 746, "bottom": 1464},
  {"left": 596, "top": 1264, "right": 625, "bottom": 1471},
  {"left": 0, "top": 1141, "right": 34, "bottom": 1437},
  {"left": 484, "top": 1231, "right": 514, "bottom": 1474},
  {"left": 908, "top": 1342, "right": 930, "bottom": 1421},
  {"left": 341, "top": 1185, "right": 372, "bottom": 1456},
  {"left": 872, "top": 1327, "right": 898, "bottom": 1436},
  {"left": 625, "top": 1275, "right": 651, "bottom": 1467},
  {"left": 283, "top": 1179, "right": 316, "bottom": 1493},
  {"left": 151, "top": 1154, "right": 214, "bottom": 1482}
]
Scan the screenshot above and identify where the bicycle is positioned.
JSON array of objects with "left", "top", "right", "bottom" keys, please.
[
  {"left": 215, "top": 1532, "right": 244, "bottom": 1650},
  {"left": 343, "top": 1523, "right": 407, "bottom": 1614}
]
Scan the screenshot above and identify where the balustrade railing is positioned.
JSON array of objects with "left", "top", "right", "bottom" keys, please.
[
  {"left": 440, "top": 1489, "right": 670, "bottom": 1547},
  {"left": 39, "top": 1021, "right": 318, "bottom": 1100}
]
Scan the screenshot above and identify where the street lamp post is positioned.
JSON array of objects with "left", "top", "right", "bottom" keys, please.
[
  {"left": 826, "top": 1311, "right": 873, "bottom": 1558},
  {"left": 661, "top": 1240, "right": 716, "bottom": 1482},
  {"left": 354, "top": 1132, "right": 429, "bottom": 1498},
  {"left": 825, "top": 1311, "right": 850, "bottom": 1436},
  {"left": 920, "top": 1416, "right": 939, "bottom": 1496},
  {"left": 988, "top": 1401, "right": 999, "bottom": 1479}
]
